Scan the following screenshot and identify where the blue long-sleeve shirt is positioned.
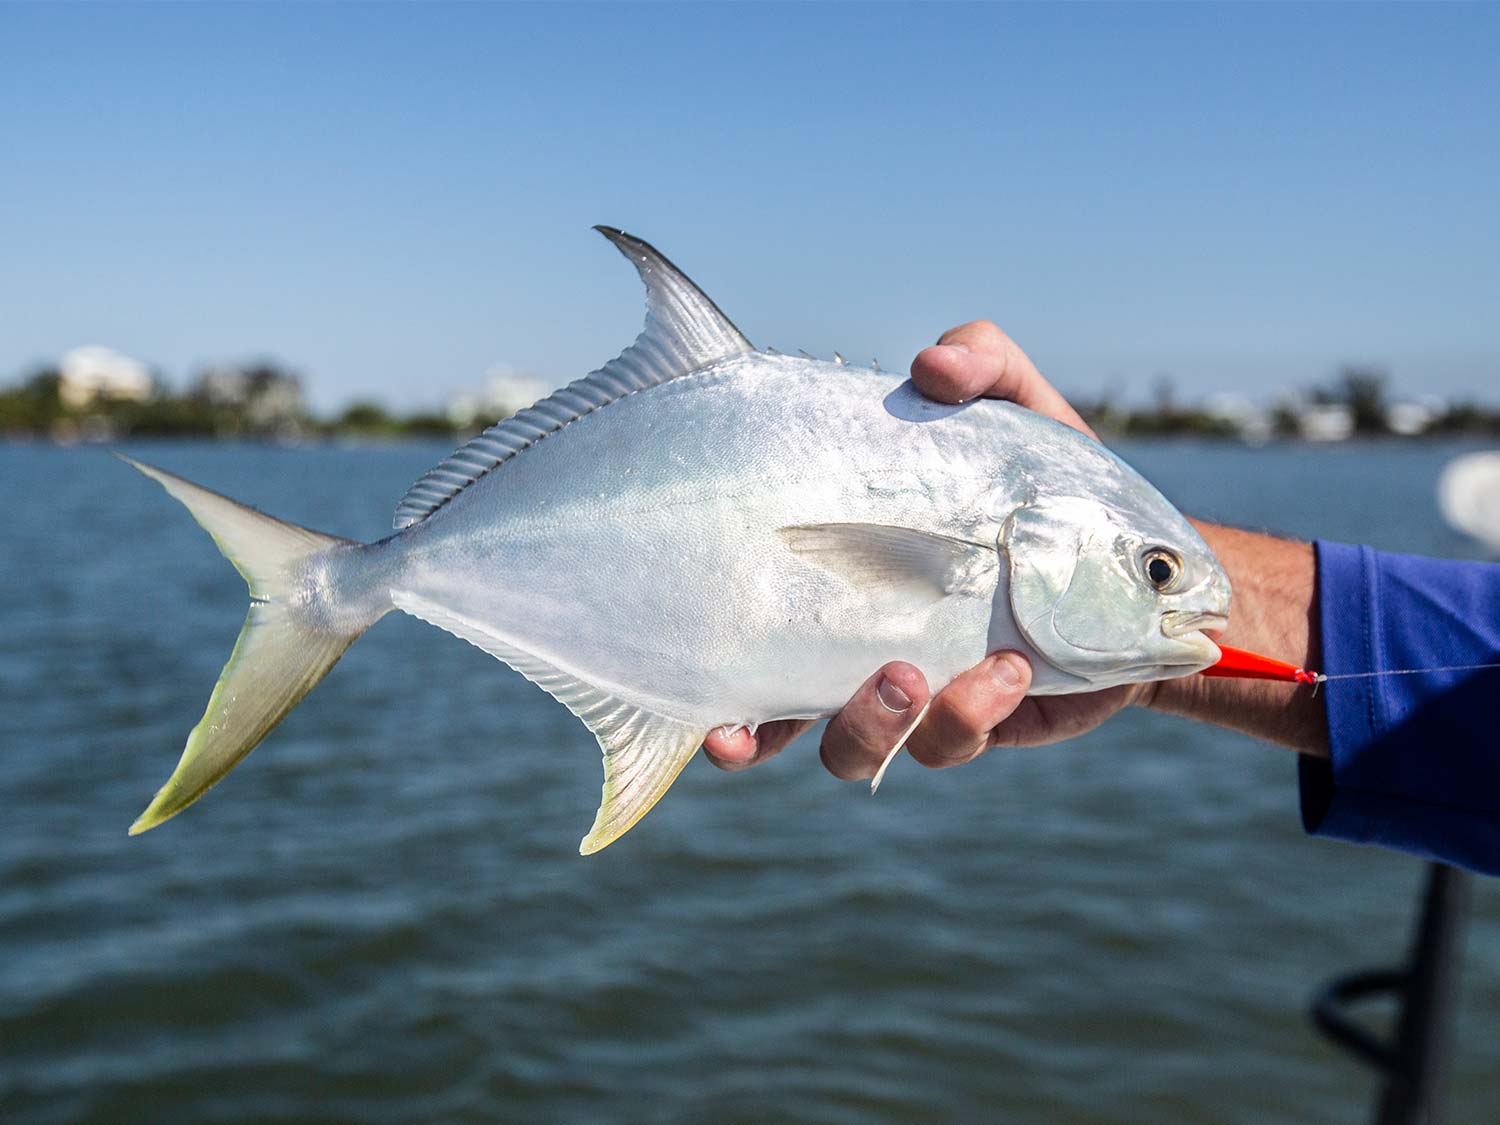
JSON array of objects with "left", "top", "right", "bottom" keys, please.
[{"left": 1301, "top": 541, "right": 1500, "bottom": 873}]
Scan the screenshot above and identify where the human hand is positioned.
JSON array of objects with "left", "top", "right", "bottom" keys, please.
[{"left": 703, "top": 321, "right": 1146, "bottom": 779}]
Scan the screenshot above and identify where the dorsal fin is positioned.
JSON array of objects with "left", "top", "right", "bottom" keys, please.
[{"left": 393, "top": 226, "right": 754, "bottom": 530}]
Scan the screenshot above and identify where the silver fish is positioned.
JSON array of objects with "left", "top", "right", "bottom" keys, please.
[{"left": 121, "top": 227, "right": 1231, "bottom": 853}]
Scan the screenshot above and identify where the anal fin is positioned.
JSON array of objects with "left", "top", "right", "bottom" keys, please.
[
  {"left": 392, "top": 592, "right": 702, "bottom": 854},
  {"left": 577, "top": 709, "right": 703, "bottom": 856}
]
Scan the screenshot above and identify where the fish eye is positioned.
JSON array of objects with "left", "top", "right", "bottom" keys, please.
[{"left": 1143, "top": 548, "right": 1181, "bottom": 591}]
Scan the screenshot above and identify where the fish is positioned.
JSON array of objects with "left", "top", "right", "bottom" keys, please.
[{"left": 120, "top": 226, "right": 1232, "bottom": 854}]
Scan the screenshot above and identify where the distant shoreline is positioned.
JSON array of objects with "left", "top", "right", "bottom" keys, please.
[
  {"left": 7, "top": 429, "right": 1499, "bottom": 451},
  {"left": 6, "top": 361, "right": 1500, "bottom": 446}
]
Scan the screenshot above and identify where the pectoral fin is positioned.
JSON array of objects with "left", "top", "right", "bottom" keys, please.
[
  {"left": 777, "top": 523, "right": 997, "bottom": 603},
  {"left": 391, "top": 592, "right": 702, "bottom": 854}
]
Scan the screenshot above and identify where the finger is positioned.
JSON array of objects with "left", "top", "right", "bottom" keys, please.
[
  {"left": 819, "top": 662, "right": 931, "bottom": 781},
  {"left": 923, "top": 320, "right": 1059, "bottom": 408},
  {"left": 703, "top": 724, "right": 759, "bottom": 770},
  {"left": 907, "top": 651, "right": 1032, "bottom": 769},
  {"left": 702, "top": 719, "right": 815, "bottom": 772},
  {"left": 911, "top": 321, "right": 1097, "bottom": 439}
]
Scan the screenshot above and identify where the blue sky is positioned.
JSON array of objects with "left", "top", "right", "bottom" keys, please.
[{"left": 2, "top": 2, "right": 1496, "bottom": 412}]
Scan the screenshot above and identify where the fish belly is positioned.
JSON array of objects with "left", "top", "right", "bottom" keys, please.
[{"left": 392, "top": 489, "right": 1006, "bottom": 729}]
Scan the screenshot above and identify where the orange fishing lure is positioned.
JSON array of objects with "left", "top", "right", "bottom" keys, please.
[{"left": 1201, "top": 645, "right": 1321, "bottom": 685}]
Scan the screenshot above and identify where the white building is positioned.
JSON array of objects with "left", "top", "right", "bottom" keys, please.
[
  {"left": 1387, "top": 399, "right": 1442, "bottom": 437},
  {"left": 1298, "top": 403, "right": 1354, "bottom": 442},
  {"left": 1204, "top": 392, "right": 1272, "bottom": 444},
  {"left": 58, "top": 346, "right": 153, "bottom": 409},
  {"left": 447, "top": 364, "right": 556, "bottom": 428},
  {"left": 191, "top": 364, "right": 305, "bottom": 428}
]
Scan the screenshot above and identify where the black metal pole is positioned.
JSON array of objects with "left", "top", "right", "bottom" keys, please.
[{"left": 1310, "top": 862, "right": 1471, "bottom": 1125}]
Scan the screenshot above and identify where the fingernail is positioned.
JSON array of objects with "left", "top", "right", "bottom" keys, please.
[
  {"left": 876, "top": 676, "right": 912, "bottom": 713},
  {"left": 991, "top": 652, "right": 1027, "bottom": 690},
  {"left": 940, "top": 341, "right": 970, "bottom": 354}
]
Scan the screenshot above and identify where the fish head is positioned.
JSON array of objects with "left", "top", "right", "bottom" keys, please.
[{"left": 1001, "top": 493, "right": 1231, "bottom": 686}]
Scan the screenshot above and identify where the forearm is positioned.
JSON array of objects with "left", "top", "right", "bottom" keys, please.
[{"left": 1144, "top": 521, "right": 1329, "bottom": 756}]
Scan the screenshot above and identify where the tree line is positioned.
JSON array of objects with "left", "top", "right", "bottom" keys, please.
[{"left": 3, "top": 360, "right": 1498, "bottom": 443}]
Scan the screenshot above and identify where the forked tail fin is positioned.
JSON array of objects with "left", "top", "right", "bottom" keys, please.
[{"left": 117, "top": 455, "right": 381, "bottom": 835}]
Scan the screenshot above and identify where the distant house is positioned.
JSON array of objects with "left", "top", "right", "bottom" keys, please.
[
  {"left": 1204, "top": 393, "right": 1272, "bottom": 444},
  {"left": 1298, "top": 403, "right": 1354, "bottom": 442},
  {"left": 191, "top": 364, "right": 306, "bottom": 429},
  {"left": 447, "top": 364, "right": 555, "bottom": 428},
  {"left": 194, "top": 366, "right": 254, "bottom": 407},
  {"left": 1387, "top": 399, "right": 1441, "bottom": 437},
  {"left": 58, "top": 346, "right": 153, "bottom": 409}
]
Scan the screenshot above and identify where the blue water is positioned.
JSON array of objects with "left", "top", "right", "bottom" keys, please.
[{"left": 2, "top": 439, "right": 1497, "bottom": 1122}]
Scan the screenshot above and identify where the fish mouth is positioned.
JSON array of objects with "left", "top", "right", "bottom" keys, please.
[{"left": 1161, "top": 611, "right": 1230, "bottom": 639}]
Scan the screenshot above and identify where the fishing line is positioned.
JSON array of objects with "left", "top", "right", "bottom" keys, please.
[
  {"left": 1302, "top": 662, "right": 1500, "bottom": 698},
  {"left": 1314, "top": 662, "right": 1500, "bottom": 683}
]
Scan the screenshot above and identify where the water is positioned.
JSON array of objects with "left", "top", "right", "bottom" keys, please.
[{"left": 2, "top": 439, "right": 1497, "bottom": 1123}]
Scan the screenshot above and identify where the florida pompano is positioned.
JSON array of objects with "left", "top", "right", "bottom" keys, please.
[{"left": 121, "top": 226, "right": 1232, "bottom": 854}]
